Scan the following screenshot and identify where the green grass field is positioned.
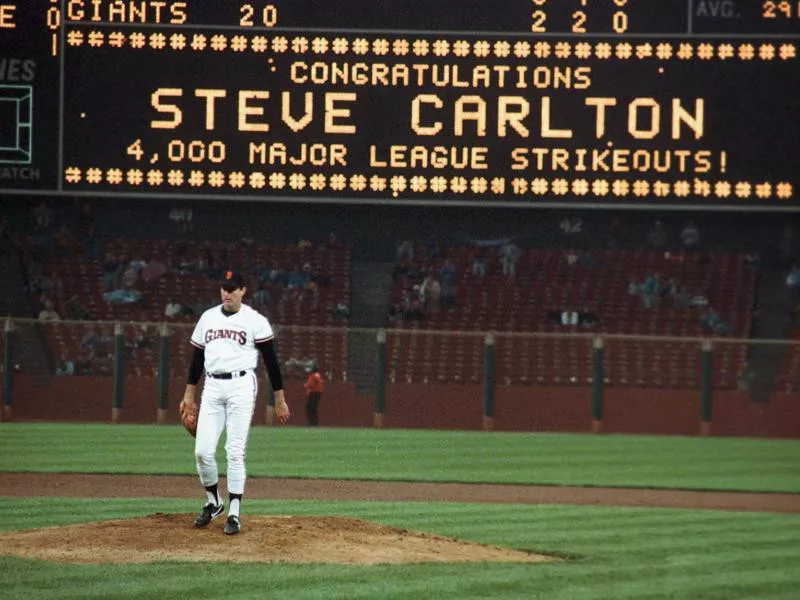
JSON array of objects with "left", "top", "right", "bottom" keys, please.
[
  {"left": 2, "top": 424, "right": 799, "bottom": 491},
  {"left": 1, "top": 424, "right": 799, "bottom": 599}
]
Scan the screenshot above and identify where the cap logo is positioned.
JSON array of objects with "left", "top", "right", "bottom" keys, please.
[{"left": 225, "top": 271, "right": 233, "bottom": 280}]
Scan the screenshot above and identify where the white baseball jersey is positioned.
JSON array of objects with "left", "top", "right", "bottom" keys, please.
[{"left": 190, "top": 303, "right": 274, "bottom": 374}]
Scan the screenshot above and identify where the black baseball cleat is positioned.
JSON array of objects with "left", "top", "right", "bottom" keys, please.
[
  {"left": 194, "top": 503, "right": 224, "bottom": 528},
  {"left": 224, "top": 515, "right": 241, "bottom": 535}
]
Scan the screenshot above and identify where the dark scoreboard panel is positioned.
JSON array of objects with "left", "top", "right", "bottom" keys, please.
[{"left": 1, "top": 0, "right": 798, "bottom": 209}]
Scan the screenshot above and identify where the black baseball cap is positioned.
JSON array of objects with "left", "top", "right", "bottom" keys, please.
[{"left": 219, "top": 270, "right": 246, "bottom": 291}]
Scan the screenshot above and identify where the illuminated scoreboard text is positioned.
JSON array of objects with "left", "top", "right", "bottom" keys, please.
[{"left": 0, "top": 0, "right": 798, "bottom": 208}]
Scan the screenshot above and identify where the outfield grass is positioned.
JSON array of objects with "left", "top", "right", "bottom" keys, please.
[
  {"left": 1, "top": 498, "right": 798, "bottom": 600},
  {"left": 1, "top": 424, "right": 799, "bottom": 492}
]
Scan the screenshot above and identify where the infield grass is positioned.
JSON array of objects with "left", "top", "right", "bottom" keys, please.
[
  {"left": 1, "top": 424, "right": 799, "bottom": 492},
  {"left": 0, "top": 498, "right": 798, "bottom": 600}
]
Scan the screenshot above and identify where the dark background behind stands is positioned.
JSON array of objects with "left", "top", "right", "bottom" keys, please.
[{"left": 2, "top": 194, "right": 794, "bottom": 260}]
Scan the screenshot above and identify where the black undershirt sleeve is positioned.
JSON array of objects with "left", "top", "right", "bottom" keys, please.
[
  {"left": 187, "top": 346, "right": 205, "bottom": 385},
  {"left": 257, "top": 339, "right": 284, "bottom": 391}
]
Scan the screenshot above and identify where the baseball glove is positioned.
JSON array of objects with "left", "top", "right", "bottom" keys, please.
[{"left": 179, "top": 399, "right": 198, "bottom": 437}]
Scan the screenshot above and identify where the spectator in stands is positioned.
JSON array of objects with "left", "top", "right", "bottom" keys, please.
[
  {"left": 326, "top": 232, "right": 344, "bottom": 249},
  {"left": 194, "top": 251, "right": 209, "bottom": 275},
  {"left": 287, "top": 266, "right": 309, "bottom": 291},
  {"left": 38, "top": 301, "right": 60, "bottom": 322},
  {"left": 440, "top": 257, "right": 456, "bottom": 285},
  {"left": 471, "top": 248, "right": 486, "bottom": 277},
  {"left": 127, "top": 325, "right": 152, "bottom": 355},
  {"left": 666, "top": 279, "right": 691, "bottom": 309},
  {"left": 387, "top": 302, "right": 402, "bottom": 324},
  {"left": 168, "top": 207, "right": 193, "bottom": 233},
  {"left": 54, "top": 225, "right": 74, "bottom": 257},
  {"left": 700, "top": 307, "right": 732, "bottom": 335},
  {"left": 55, "top": 351, "right": 75, "bottom": 376},
  {"left": 565, "top": 249, "right": 579, "bottom": 266},
  {"left": 579, "top": 310, "right": 600, "bottom": 327},
  {"left": 395, "top": 240, "right": 414, "bottom": 276},
  {"left": 28, "top": 272, "right": 52, "bottom": 295},
  {"left": 640, "top": 272, "right": 661, "bottom": 309},
  {"left": 81, "top": 327, "right": 100, "bottom": 353},
  {"left": 141, "top": 255, "right": 167, "bottom": 283},
  {"left": 252, "top": 262, "right": 269, "bottom": 286},
  {"left": 240, "top": 227, "right": 255, "bottom": 250},
  {"left": 268, "top": 262, "right": 284, "bottom": 284},
  {"left": 647, "top": 220, "right": 668, "bottom": 249},
  {"left": 119, "top": 268, "right": 139, "bottom": 291},
  {"left": 419, "top": 273, "right": 442, "bottom": 312},
  {"left": 680, "top": 220, "right": 700, "bottom": 247},
  {"left": 101, "top": 252, "right": 120, "bottom": 292},
  {"left": 65, "top": 295, "right": 92, "bottom": 321},
  {"left": 439, "top": 258, "right": 457, "bottom": 309},
  {"left": 130, "top": 254, "right": 148, "bottom": 273},
  {"left": 164, "top": 297, "right": 183, "bottom": 319},
  {"left": 691, "top": 293, "right": 709, "bottom": 308},
  {"left": 500, "top": 241, "right": 520, "bottom": 276},
  {"left": 190, "top": 295, "right": 216, "bottom": 317},
  {"left": 177, "top": 250, "right": 196, "bottom": 275},
  {"left": 75, "top": 351, "right": 95, "bottom": 375},
  {"left": 311, "top": 267, "right": 333, "bottom": 287},
  {"left": 442, "top": 284, "right": 457, "bottom": 310},
  {"left": 103, "top": 257, "right": 144, "bottom": 304},
  {"left": 32, "top": 199, "right": 53, "bottom": 229},
  {"left": 744, "top": 252, "right": 761, "bottom": 269},
  {"left": 786, "top": 263, "right": 800, "bottom": 288},
  {"left": 560, "top": 310, "right": 578, "bottom": 325},
  {"left": 332, "top": 301, "right": 350, "bottom": 320},
  {"left": 402, "top": 294, "right": 424, "bottom": 321},
  {"left": 249, "top": 277, "right": 271, "bottom": 308},
  {"left": 30, "top": 292, "right": 47, "bottom": 319},
  {"left": 103, "top": 287, "right": 142, "bottom": 305}
]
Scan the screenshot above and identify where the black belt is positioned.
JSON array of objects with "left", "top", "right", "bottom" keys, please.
[{"left": 207, "top": 370, "right": 248, "bottom": 380}]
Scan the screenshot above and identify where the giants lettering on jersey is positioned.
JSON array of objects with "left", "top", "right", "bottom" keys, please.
[{"left": 205, "top": 329, "right": 247, "bottom": 345}]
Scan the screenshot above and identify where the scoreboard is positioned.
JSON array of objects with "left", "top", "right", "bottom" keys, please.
[{"left": 0, "top": 0, "right": 798, "bottom": 209}]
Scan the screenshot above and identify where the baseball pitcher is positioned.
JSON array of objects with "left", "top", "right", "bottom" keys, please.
[{"left": 179, "top": 270, "right": 290, "bottom": 535}]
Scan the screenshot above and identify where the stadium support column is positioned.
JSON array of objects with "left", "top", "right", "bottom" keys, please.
[
  {"left": 483, "top": 332, "right": 495, "bottom": 431},
  {"left": 2, "top": 318, "right": 14, "bottom": 421},
  {"left": 157, "top": 322, "right": 170, "bottom": 424},
  {"left": 591, "top": 335, "right": 605, "bottom": 433},
  {"left": 700, "top": 338, "right": 713, "bottom": 436},
  {"left": 374, "top": 328, "right": 386, "bottom": 428},
  {"left": 112, "top": 322, "right": 125, "bottom": 423}
]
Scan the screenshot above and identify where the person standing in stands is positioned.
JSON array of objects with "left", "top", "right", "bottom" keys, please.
[{"left": 304, "top": 362, "right": 325, "bottom": 426}]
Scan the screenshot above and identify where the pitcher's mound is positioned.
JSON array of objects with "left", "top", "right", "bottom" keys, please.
[{"left": 0, "top": 514, "right": 555, "bottom": 565}]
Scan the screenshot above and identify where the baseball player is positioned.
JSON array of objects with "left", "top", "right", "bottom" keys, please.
[
  {"left": 303, "top": 362, "right": 324, "bottom": 426},
  {"left": 179, "top": 270, "right": 290, "bottom": 535}
]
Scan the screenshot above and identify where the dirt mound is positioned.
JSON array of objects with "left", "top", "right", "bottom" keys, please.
[{"left": 0, "top": 514, "right": 554, "bottom": 565}]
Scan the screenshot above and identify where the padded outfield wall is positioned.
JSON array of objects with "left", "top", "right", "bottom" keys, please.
[{"left": 3, "top": 374, "right": 799, "bottom": 438}]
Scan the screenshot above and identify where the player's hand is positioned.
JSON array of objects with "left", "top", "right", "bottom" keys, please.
[{"left": 274, "top": 390, "right": 290, "bottom": 424}]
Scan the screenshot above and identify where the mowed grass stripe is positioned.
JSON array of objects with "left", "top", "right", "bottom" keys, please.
[
  {"left": 2, "top": 425, "right": 800, "bottom": 492},
  {"left": 0, "top": 499, "right": 798, "bottom": 600}
]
